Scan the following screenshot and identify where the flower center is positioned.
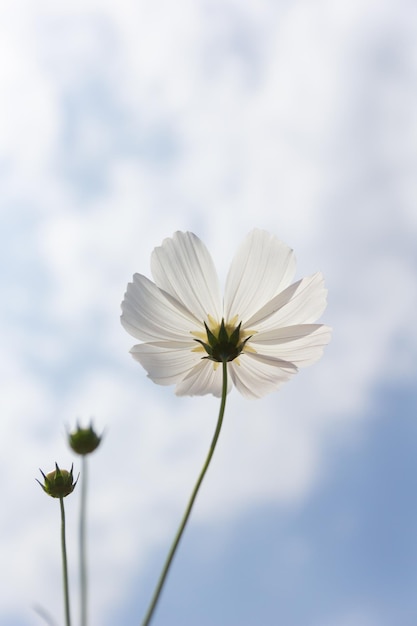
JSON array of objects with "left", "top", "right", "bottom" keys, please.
[{"left": 194, "top": 318, "right": 252, "bottom": 363}]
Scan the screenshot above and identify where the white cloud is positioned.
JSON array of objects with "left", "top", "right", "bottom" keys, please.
[{"left": 1, "top": 0, "right": 416, "bottom": 623}]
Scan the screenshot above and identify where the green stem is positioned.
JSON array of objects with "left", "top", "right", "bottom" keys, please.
[
  {"left": 59, "top": 496, "right": 71, "bottom": 626},
  {"left": 79, "top": 455, "right": 88, "bottom": 626},
  {"left": 141, "top": 361, "right": 229, "bottom": 626}
]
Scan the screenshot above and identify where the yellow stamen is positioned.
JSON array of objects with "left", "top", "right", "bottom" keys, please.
[{"left": 192, "top": 344, "right": 205, "bottom": 353}]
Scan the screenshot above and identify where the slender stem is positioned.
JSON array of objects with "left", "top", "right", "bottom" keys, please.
[
  {"left": 141, "top": 361, "right": 229, "bottom": 626},
  {"left": 32, "top": 604, "right": 58, "bottom": 626},
  {"left": 59, "top": 496, "right": 71, "bottom": 626},
  {"left": 79, "top": 455, "right": 88, "bottom": 626}
]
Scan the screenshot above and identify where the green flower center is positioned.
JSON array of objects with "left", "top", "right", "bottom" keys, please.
[{"left": 195, "top": 318, "right": 252, "bottom": 363}]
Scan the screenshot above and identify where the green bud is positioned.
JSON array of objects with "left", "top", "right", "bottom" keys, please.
[
  {"left": 37, "top": 463, "right": 78, "bottom": 498},
  {"left": 68, "top": 421, "right": 102, "bottom": 455}
]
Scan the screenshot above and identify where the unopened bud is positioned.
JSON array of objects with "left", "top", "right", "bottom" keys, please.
[
  {"left": 68, "top": 421, "right": 102, "bottom": 455},
  {"left": 37, "top": 463, "right": 78, "bottom": 498}
]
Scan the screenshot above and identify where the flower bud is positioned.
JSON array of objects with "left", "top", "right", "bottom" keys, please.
[
  {"left": 37, "top": 463, "right": 78, "bottom": 498},
  {"left": 68, "top": 421, "right": 102, "bottom": 455}
]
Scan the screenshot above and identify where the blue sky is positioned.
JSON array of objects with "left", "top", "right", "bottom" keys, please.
[
  {"left": 110, "top": 383, "right": 417, "bottom": 626},
  {"left": 1, "top": 1, "right": 417, "bottom": 625}
]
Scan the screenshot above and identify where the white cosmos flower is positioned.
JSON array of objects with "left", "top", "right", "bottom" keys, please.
[{"left": 121, "top": 229, "right": 332, "bottom": 399}]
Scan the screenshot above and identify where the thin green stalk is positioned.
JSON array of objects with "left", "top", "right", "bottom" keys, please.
[
  {"left": 32, "top": 604, "right": 58, "bottom": 626},
  {"left": 79, "top": 455, "right": 88, "bottom": 626},
  {"left": 141, "top": 361, "right": 229, "bottom": 626},
  {"left": 59, "top": 496, "right": 71, "bottom": 626}
]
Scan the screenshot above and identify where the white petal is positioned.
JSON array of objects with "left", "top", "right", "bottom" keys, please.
[
  {"left": 175, "top": 359, "right": 228, "bottom": 397},
  {"left": 229, "top": 353, "right": 298, "bottom": 399},
  {"left": 131, "top": 342, "right": 232, "bottom": 397},
  {"left": 130, "top": 342, "right": 201, "bottom": 385},
  {"left": 224, "top": 229, "right": 296, "bottom": 323},
  {"left": 250, "top": 324, "right": 332, "bottom": 367},
  {"left": 245, "top": 272, "right": 327, "bottom": 333},
  {"left": 151, "top": 231, "right": 222, "bottom": 322},
  {"left": 121, "top": 273, "right": 202, "bottom": 342}
]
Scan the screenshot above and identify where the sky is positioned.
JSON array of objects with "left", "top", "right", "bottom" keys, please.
[{"left": 1, "top": 0, "right": 417, "bottom": 625}]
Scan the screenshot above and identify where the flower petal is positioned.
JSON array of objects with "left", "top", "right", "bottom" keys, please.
[
  {"left": 250, "top": 324, "right": 332, "bottom": 367},
  {"left": 151, "top": 231, "right": 222, "bottom": 322},
  {"left": 130, "top": 341, "right": 201, "bottom": 385},
  {"left": 175, "top": 359, "right": 228, "bottom": 397},
  {"left": 245, "top": 272, "right": 327, "bottom": 333},
  {"left": 224, "top": 229, "right": 296, "bottom": 323},
  {"left": 121, "top": 230, "right": 331, "bottom": 398},
  {"left": 229, "top": 353, "right": 298, "bottom": 399},
  {"left": 121, "top": 273, "right": 202, "bottom": 342}
]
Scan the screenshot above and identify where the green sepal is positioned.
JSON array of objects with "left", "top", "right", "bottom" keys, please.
[{"left": 195, "top": 318, "right": 252, "bottom": 363}]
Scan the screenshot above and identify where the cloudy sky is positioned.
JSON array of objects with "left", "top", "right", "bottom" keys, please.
[{"left": 1, "top": 1, "right": 417, "bottom": 625}]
